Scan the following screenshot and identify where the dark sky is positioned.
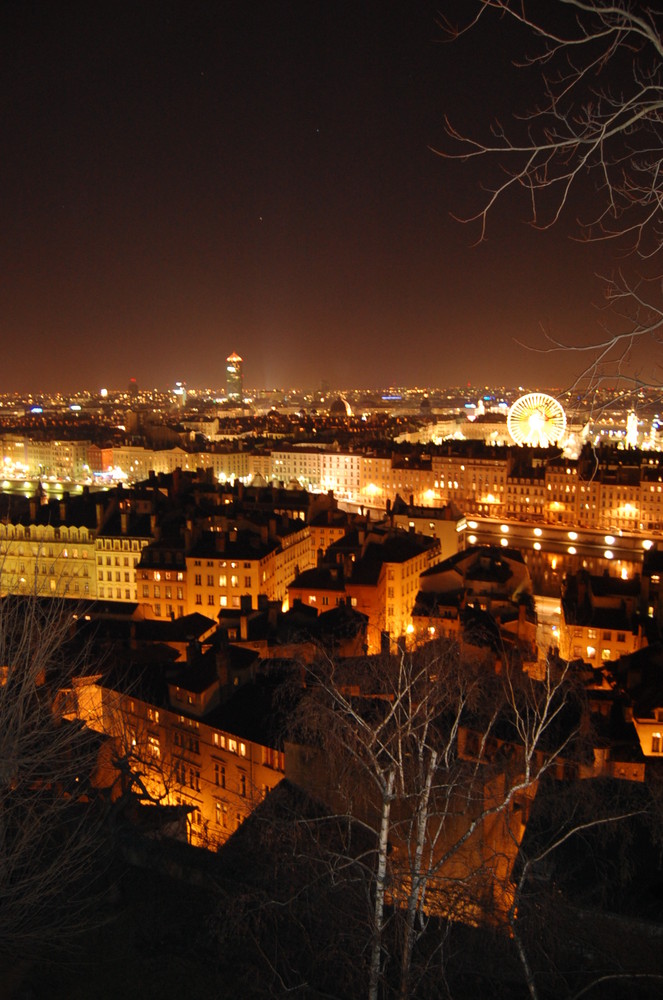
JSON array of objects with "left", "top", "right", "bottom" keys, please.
[{"left": 1, "top": 1, "right": 622, "bottom": 394}]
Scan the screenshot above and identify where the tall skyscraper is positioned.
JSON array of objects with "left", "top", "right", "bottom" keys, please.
[
  {"left": 226, "top": 352, "right": 243, "bottom": 401},
  {"left": 174, "top": 380, "right": 187, "bottom": 408}
]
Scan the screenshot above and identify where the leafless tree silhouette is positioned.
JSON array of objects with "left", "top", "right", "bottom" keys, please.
[
  {"left": 440, "top": 1, "right": 663, "bottom": 397},
  {"left": 0, "top": 597, "right": 109, "bottom": 975}
]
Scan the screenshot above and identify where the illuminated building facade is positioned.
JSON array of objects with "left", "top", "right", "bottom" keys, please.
[
  {"left": 71, "top": 658, "right": 285, "bottom": 849},
  {"left": 558, "top": 570, "right": 646, "bottom": 668},
  {"left": 226, "top": 352, "right": 243, "bottom": 401},
  {"left": 289, "top": 526, "right": 441, "bottom": 652},
  {"left": 0, "top": 495, "right": 97, "bottom": 598},
  {"left": 94, "top": 502, "right": 154, "bottom": 602}
]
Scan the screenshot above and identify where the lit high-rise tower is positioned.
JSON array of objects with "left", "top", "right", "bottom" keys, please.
[{"left": 226, "top": 352, "right": 243, "bottom": 401}]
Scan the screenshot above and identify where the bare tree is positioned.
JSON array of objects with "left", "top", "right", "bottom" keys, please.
[
  {"left": 440, "top": 1, "right": 663, "bottom": 394},
  {"left": 507, "top": 772, "right": 663, "bottom": 1000},
  {"left": 0, "top": 596, "right": 109, "bottom": 977},
  {"left": 289, "top": 641, "right": 597, "bottom": 1000}
]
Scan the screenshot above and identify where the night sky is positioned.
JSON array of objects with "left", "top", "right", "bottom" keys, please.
[{"left": 1, "top": 1, "right": 623, "bottom": 394}]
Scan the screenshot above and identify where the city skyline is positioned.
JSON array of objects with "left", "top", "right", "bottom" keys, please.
[{"left": 2, "top": 2, "right": 631, "bottom": 394}]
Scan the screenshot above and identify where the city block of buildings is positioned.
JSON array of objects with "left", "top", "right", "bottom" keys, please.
[{"left": 4, "top": 432, "right": 663, "bottom": 534}]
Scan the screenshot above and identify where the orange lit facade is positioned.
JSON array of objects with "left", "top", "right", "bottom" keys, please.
[{"left": 73, "top": 680, "right": 285, "bottom": 849}]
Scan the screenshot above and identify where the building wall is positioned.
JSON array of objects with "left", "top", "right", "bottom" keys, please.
[
  {"left": 5, "top": 435, "right": 663, "bottom": 537},
  {"left": 559, "top": 619, "right": 645, "bottom": 666},
  {"left": 95, "top": 535, "right": 149, "bottom": 602},
  {"left": 138, "top": 566, "right": 187, "bottom": 620},
  {"left": 0, "top": 521, "right": 95, "bottom": 598},
  {"left": 73, "top": 683, "right": 285, "bottom": 849}
]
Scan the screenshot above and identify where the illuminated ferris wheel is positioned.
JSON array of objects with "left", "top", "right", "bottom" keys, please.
[{"left": 507, "top": 392, "right": 567, "bottom": 447}]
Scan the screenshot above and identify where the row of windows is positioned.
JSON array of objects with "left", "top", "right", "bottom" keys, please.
[
  {"left": 193, "top": 560, "right": 252, "bottom": 569},
  {"left": 98, "top": 586, "right": 133, "bottom": 600},
  {"left": 578, "top": 628, "right": 627, "bottom": 642},
  {"left": 100, "top": 538, "right": 142, "bottom": 551},
  {"left": 141, "top": 570, "right": 185, "bottom": 581},
  {"left": 193, "top": 594, "right": 241, "bottom": 608},
  {"left": 143, "top": 585, "right": 184, "bottom": 599},
  {"left": 1, "top": 544, "right": 88, "bottom": 559},
  {"left": 152, "top": 603, "right": 184, "bottom": 617},
  {"left": 0, "top": 526, "right": 89, "bottom": 541},
  {"left": 3, "top": 560, "right": 89, "bottom": 577},
  {"left": 192, "top": 574, "right": 251, "bottom": 588}
]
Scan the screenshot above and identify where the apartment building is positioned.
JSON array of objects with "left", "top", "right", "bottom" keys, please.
[
  {"left": 559, "top": 570, "right": 646, "bottom": 667},
  {"left": 290, "top": 525, "right": 441, "bottom": 651},
  {"left": 95, "top": 498, "right": 155, "bottom": 603},
  {"left": 71, "top": 635, "right": 285, "bottom": 849},
  {"left": 0, "top": 493, "right": 98, "bottom": 598}
]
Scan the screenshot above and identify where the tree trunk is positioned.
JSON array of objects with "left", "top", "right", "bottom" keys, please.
[
  {"left": 399, "top": 749, "right": 437, "bottom": 1000},
  {"left": 368, "top": 768, "right": 395, "bottom": 1000}
]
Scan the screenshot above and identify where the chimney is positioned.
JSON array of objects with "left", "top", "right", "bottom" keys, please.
[
  {"left": 120, "top": 511, "right": 129, "bottom": 535},
  {"left": 216, "top": 647, "right": 229, "bottom": 686},
  {"left": 240, "top": 614, "right": 248, "bottom": 641}
]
